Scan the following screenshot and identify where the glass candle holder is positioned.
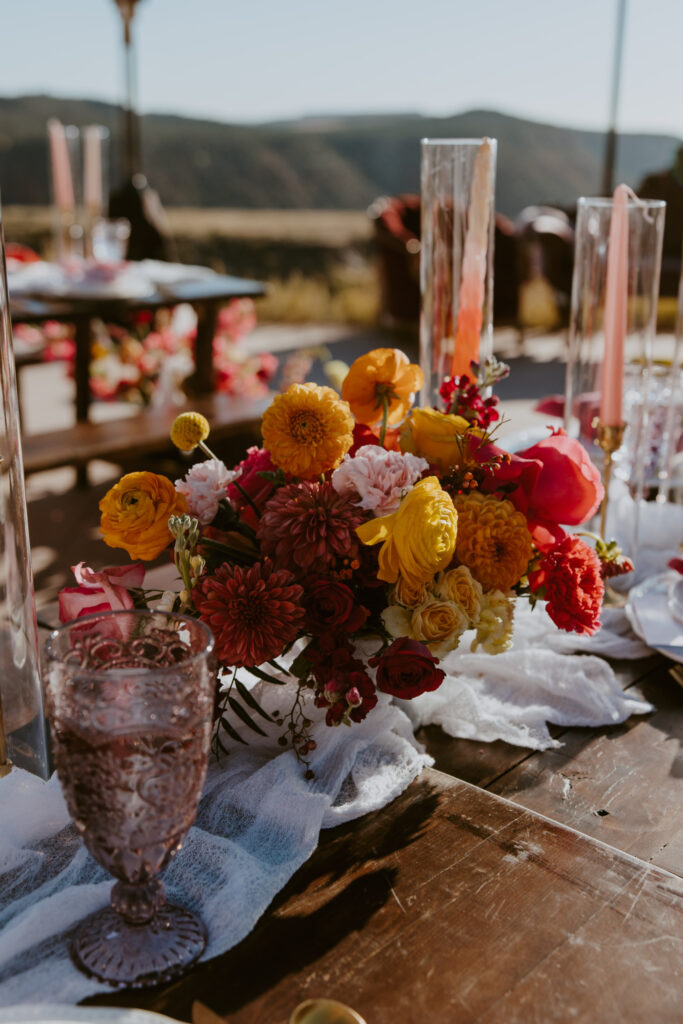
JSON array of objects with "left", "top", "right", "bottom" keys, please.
[
  {"left": 564, "top": 195, "right": 665, "bottom": 582},
  {"left": 46, "top": 610, "right": 215, "bottom": 988},
  {"left": 419, "top": 138, "right": 497, "bottom": 406},
  {"left": 565, "top": 196, "right": 665, "bottom": 459},
  {"left": 0, "top": 198, "right": 49, "bottom": 778}
]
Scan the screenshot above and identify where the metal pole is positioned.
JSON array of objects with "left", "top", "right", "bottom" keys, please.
[
  {"left": 115, "top": 0, "right": 142, "bottom": 178},
  {"left": 601, "top": 0, "right": 628, "bottom": 196}
]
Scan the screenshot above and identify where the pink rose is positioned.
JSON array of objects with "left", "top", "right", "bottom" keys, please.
[{"left": 59, "top": 562, "right": 145, "bottom": 623}]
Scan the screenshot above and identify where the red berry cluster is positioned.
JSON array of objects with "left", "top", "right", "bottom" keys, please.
[{"left": 439, "top": 374, "right": 500, "bottom": 428}]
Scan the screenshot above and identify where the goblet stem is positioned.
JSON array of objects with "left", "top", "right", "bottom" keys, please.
[{"left": 112, "top": 878, "right": 166, "bottom": 924}]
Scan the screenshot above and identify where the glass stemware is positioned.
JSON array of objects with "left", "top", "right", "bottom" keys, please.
[{"left": 45, "top": 610, "right": 215, "bottom": 989}]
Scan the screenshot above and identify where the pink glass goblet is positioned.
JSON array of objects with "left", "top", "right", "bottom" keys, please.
[{"left": 45, "top": 610, "right": 215, "bottom": 989}]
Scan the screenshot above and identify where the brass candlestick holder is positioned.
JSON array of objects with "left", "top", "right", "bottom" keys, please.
[{"left": 595, "top": 419, "right": 626, "bottom": 538}]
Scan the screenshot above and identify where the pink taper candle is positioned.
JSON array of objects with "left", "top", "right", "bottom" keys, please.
[
  {"left": 600, "top": 183, "right": 629, "bottom": 425},
  {"left": 47, "top": 119, "right": 75, "bottom": 211}
]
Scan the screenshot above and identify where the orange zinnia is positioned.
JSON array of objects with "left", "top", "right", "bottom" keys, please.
[{"left": 342, "top": 348, "right": 424, "bottom": 428}]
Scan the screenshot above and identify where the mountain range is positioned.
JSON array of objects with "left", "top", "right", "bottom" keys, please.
[{"left": 0, "top": 95, "right": 679, "bottom": 217}]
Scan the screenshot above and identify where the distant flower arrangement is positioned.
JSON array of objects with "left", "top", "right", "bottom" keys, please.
[
  {"left": 60, "top": 347, "right": 631, "bottom": 766},
  {"left": 15, "top": 298, "right": 276, "bottom": 405}
]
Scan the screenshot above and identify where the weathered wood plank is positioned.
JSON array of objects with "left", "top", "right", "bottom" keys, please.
[
  {"left": 89, "top": 769, "right": 683, "bottom": 1024},
  {"left": 488, "top": 665, "right": 683, "bottom": 875}
]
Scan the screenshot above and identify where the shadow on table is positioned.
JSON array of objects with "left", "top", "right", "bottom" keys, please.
[{"left": 88, "top": 781, "right": 442, "bottom": 1020}]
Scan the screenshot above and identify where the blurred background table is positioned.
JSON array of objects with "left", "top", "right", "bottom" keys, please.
[{"left": 10, "top": 270, "right": 266, "bottom": 479}]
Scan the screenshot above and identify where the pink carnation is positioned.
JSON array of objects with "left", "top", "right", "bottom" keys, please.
[
  {"left": 175, "top": 460, "right": 239, "bottom": 526},
  {"left": 331, "top": 445, "right": 429, "bottom": 517}
]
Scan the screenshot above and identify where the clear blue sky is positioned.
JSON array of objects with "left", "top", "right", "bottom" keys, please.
[{"left": 2, "top": 0, "right": 681, "bottom": 137}]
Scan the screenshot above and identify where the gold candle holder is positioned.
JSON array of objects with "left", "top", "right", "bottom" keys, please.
[{"left": 595, "top": 419, "right": 626, "bottom": 538}]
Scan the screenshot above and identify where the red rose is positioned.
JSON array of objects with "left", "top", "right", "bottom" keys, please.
[
  {"left": 529, "top": 535, "right": 604, "bottom": 635},
  {"left": 369, "top": 638, "right": 445, "bottom": 699},
  {"left": 227, "top": 446, "right": 280, "bottom": 528},
  {"left": 303, "top": 578, "right": 368, "bottom": 635}
]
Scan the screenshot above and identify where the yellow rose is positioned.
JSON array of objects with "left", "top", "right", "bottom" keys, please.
[
  {"left": 434, "top": 566, "right": 483, "bottom": 624},
  {"left": 99, "top": 472, "right": 188, "bottom": 561},
  {"left": 400, "top": 407, "right": 474, "bottom": 470},
  {"left": 356, "top": 476, "right": 457, "bottom": 588},
  {"left": 412, "top": 597, "right": 469, "bottom": 657},
  {"left": 471, "top": 590, "right": 515, "bottom": 654},
  {"left": 382, "top": 597, "right": 468, "bottom": 658},
  {"left": 391, "top": 575, "right": 429, "bottom": 608}
]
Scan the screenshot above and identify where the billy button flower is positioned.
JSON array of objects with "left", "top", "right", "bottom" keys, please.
[
  {"left": 170, "top": 411, "right": 213, "bottom": 455},
  {"left": 342, "top": 348, "right": 423, "bottom": 445}
]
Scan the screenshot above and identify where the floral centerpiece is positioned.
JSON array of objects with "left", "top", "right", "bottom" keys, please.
[{"left": 60, "top": 348, "right": 630, "bottom": 768}]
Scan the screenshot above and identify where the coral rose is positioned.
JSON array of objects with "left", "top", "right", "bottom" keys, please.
[
  {"left": 369, "top": 638, "right": 445, "bottom": 699},
  {"left": 99, "top": 472, "right": 187, "bottom": 561},
  {"left": 400, "top": 406, "right": 473, "bottom": 470},
  {"left": 342, "top": 348, "right": 423, "bottom": 427},
  {"left": 473, "top": 428, "right": 604, "bottom": 546},
  {"left": 356, "top": 476, "right": 457, "bottom": 588}
]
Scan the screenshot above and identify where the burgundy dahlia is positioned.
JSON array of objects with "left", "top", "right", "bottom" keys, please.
[
  {"left": 257, "top": 480, "right": 365, "bottom": 578},
  {"left": 193, "top": 560, "right": 304, "bottom": 667}
]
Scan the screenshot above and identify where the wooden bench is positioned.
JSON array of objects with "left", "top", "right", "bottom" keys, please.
[{"left": 21, "top": 392, "right": 270, "bottom": 475}]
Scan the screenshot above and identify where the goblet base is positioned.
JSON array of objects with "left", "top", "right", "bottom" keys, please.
[{"left": 72, "top": 902, "right": 206, "bottom": 988}]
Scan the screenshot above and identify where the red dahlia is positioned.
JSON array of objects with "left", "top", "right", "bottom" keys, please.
[
  {"left": 257, "top": 480, "right": 365, "bottom": 577},
  {"left": 529, "top": 535, "right": 604, "bottom": 635},
  {"left": 193, "top": 560, "right": 304, "bottom": 667}
]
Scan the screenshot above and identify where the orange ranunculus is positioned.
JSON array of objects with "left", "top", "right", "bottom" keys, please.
[
  {"left": 99, "top": 472, "right": 188, "bottom": 561},
  {"left": 341, "top": 348, "right": 423, "bottom": 428}
]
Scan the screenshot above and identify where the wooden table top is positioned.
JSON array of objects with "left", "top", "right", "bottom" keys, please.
[
  {"left": 9, "top": 270, "right": 266, "bottom": 322},
  {"left": 79, "top": 645, "right": 683, "bottom": 1024},
  {"left": 92, "top": 765, "right": 682, "bottom": 1024}
]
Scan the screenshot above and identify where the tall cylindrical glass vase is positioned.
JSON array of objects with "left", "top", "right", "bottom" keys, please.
[
  {"left": 564, "top": 194, "right": 666, "bottom": 583},
  {"left": 0, "top": 197, "right": 49, "bottom": 777},
  {"left": 419, "top": 138, "right": 497, "bottom": 406}
]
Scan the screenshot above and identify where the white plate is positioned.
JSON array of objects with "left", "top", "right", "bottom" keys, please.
[
  {"left": 625, "top": 571, "right": 683, "bottom": 665},
  {"left": 0, "top": 1008, "right": 176, "bottom": 1024}
]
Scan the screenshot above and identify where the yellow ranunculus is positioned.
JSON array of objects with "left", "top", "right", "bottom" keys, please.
[
  {"left": 400, "top": 407, "right": 473, "bottom": 470},
  {"left": 99, "top": 472, "right": 188, "bottom": 561},
  {"left": 356, "top": 476, "right": 457, "bottom": 587},
  {"left": 434, "top": 566, "right": 483, "bottom": 624}
]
